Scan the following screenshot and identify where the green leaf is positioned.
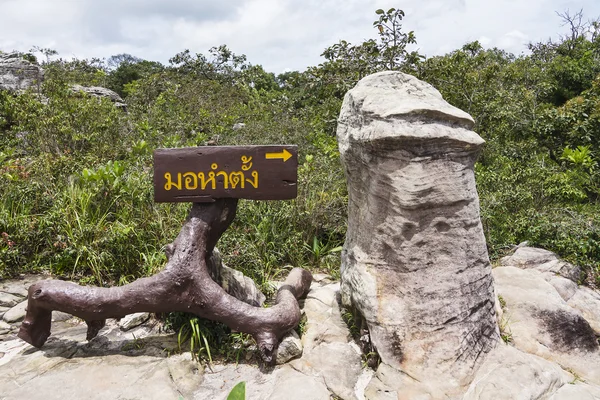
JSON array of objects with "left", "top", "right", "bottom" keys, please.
[
  {"left": 375, "top": 9, "right": 384, "bottom": 14},
  {"left": 227, "top": 382, "right": 246, "bottom": 400}
]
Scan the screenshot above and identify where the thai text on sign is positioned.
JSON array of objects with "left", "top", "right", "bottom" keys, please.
[{"left": 153, "top": 145, "right": 298, "bottom": 202}]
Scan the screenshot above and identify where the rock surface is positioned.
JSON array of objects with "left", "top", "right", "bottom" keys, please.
[
  {"left": 167, "top": 352, "right": 204, "bottom": 398},
  {"left": 275, "top": 329, "right": 303, "bottom": 364},
  {"left": 119, "top": 312, "right": 150, "bottom": 331},
  {"left": 208, "top": 248, "right": 266, "bottom": 307},
  {"left": 337, "top": 71, "right": 498, "bottom": 396},
  {"left": 1, "top": 250, "right": 600, "bottom": 399},
  {"left": 0, "top": 292, "right": 22, "bottom": 308},
  {"left": 463, "top": 344, "right": 572, "bottom": 400},
  {"left": 290, "top": 282, "right": 363, "bottom": 399},
  {"left": 2, "top": 300, "right": 27, "bottom": 323},
  {"left": 495, "top": 255, "right": 600, "bottom": 386},
  {"left": 70, "top": 84, "right": 127, "bottom": 110},
  {"left": 500, "top": 246, "right": 581, "bottom": 282},
  {"left": 0, "top": 276, "right": 364, "bottom": 400},
  {"left": 0, "top": 53, "right": 44, "bottom": 92}
]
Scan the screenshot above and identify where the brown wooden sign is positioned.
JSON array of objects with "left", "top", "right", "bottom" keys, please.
[{"left": 153, "top": 145, "right": 298, "bottom": 202}]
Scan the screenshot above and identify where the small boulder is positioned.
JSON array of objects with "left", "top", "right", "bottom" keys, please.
[
  {"left": 70, "top": 84, "right": 127, "bottom": 110},
  {"left": 2, "top": 300, "right": 27, "bottom": 323},
  {"left": 0, "top": 320, "right": 11, "bottom": 332},
  {"left": 0, "top": 292, "right": 22, "bottom": 308},
  {"left": 52, "top": 311, "right": 73, "bottom": 322},
  {"left": 276, "top": 330, "right": 303, "bottom": 364},
  {"left": 501, "top": 246, "right": 581, "bottom": 282},
  {"left": 119, "top": 312, "right": 150, "bottom": 331},
  {"left": 208, "top": 248, "right": 266, "bottom": 307}
]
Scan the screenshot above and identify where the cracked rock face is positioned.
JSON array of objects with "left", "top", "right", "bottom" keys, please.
[
  {"left": 70, "top": 84, "right": 128, "bottom": 110},
  {"left": 337, "top": 71, "right": 499, "bottom": 395},
  {"left": 0, "top": 53, "right": 44, "bottom": 92}
]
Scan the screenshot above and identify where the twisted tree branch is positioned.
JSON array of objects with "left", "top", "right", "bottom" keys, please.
[{"left": 18, "top": 199, "right": 312, "bottom": 363}]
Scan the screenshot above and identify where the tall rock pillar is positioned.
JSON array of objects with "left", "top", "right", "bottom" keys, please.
[{"left": 337, "top": 71, "right": 499, "bottom": 397}]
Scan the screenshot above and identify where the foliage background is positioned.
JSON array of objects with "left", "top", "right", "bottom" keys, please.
[{"left": 1, "top": 8, "right": 599, "bottom": 297}]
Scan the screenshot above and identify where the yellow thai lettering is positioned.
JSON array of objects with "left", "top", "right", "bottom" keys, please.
[
  {"left": 246, "top": 170, "right": 259, "bottom": 188},
  {"left": 229, "top": 171, "right": 245, "bottom": 188},
  {"left": 241, "top": 155, "right": 253, "bottom": 171},
  {"left": 183, "top": 172, "right": 198, "bottom": 189},
  {"left": 165, "top": 159, "right": 259, "bottom": 191},
  {"left": 198, "top": 172, "right": 216, "bottom": 190},
  {"left": 217, "top": 171, "right": 229, "bottom": 188},
  {"left": 164, "top": 172, "right": 182, "bottom": 190}
]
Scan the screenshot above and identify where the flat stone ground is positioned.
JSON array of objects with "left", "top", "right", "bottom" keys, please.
[
  {"left": 4, "top": 247, "right": 599, "bottom": 399},
  {"left": 0, "top": 275, "right": 366, "bottom": 400}
]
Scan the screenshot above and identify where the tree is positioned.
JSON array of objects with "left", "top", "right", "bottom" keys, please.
[
  {"left": 169, "top": 45, "right": 248, "bottom": 82},
  {"left": 527, "top": 9, "right": 600, "bottom": 105},
  {"left": 304, "top": 8, "right": 424, "bottom": 100},
  {"left": 29, "top": 46, "right": 57, "bottom": 64},
  {"left": 373, "top": 8, "right": 421, "bottom": 70},
  {"left": 106, "top": 53, "right": 142, "bottom": 70},
  {"left": 105, "top": 55, "right": 164, "bottom": 97}
]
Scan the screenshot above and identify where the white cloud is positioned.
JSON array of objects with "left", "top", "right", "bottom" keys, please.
[
  {"left": 0, "top": 0, "right": 599, "bottom": 73},
  {"left": 497, "top": 30, "right": 530, "bottom": 51},
  {"left": 478, "top": 36, "right": 492, "bottom": 47}
]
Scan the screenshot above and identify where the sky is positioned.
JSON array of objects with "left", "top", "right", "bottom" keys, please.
[{"left": 1, "top": 0, "right": 599, "bottom": 74}]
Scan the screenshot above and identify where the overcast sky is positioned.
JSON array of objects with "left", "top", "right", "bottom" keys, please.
[{"left": 1, "top": 0, "right": 599, "bottom": 74}]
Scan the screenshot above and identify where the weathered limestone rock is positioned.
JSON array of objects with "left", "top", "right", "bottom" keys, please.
[
  {"left": 119, "top": 312, "right": 150, "bottom": 331},
  {"left": 292, "top": 341, "right": 362, "bottom": 400},
  {"left": 501, "top": 246, "right": 581, "bottom": 282},
  {"left": 2, "top": 264, "right": 598, "bottom": 399},
  {"left": 275, "top": 329, "right": 303, "bottom": 364},
  {"left": 0, "top": 292, "right": 22, "bottom": 308},
  {"left": 567, "top": 286, "right": 600, "bottom": 333},
  {"left": 208, "top": 247, "right": 266, "bottom": 307},
  {"left": 337, "top": 71, "right": 498, "bottom": 395},
  {"left": 166, "top": 352, "right": 204, "bottom": 398},
  {"left": 0, "top": 274, "right": 51, "bottom": 298},
  {"left": 51, "top": 311, "right": 73, "bottom": 322},
  {"left": 550, "top": 383, "right": 600, "bottom": 400},
  {"left": 290, "top": 282, "right": 363, "bottom": 400},
  {"left": 300, "top": 283, "right": 350, "bottom": 351},
  {"left": 493, "top": 266, "right": 600, "bottom": 384},
  {"left": 0, "top": 320, "right": 11, "bottom": 334},
  {"left": 3, "top": 300, "right": 27, "bottom": 323},
  {"left": 0, "top": 53, "right": 44, "bottom": 92},
  {"left": 70, "top": 84, "right": 127, "bottom": 110},
  {"left": 269, "top": 366, "right": 332, "bottom": 400},
  {"left": 463, "top": 344, "right": 572, "bottom": 400}
]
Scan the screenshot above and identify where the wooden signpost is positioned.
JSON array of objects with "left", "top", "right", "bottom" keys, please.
[
  {"left": 18, "top": 144, "right": 309, "bottom": 365},
  {"left": 153, "top": 145, "right": 298, "bottom": 202}
]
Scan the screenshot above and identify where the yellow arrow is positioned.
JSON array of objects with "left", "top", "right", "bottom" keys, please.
[{"left": 265, "top": 149, "right": 292, "bottom": 162}]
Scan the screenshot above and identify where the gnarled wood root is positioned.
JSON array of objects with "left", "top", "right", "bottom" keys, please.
[{"left": 18, "top": 199, "right": 312, "bottom": 363}]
